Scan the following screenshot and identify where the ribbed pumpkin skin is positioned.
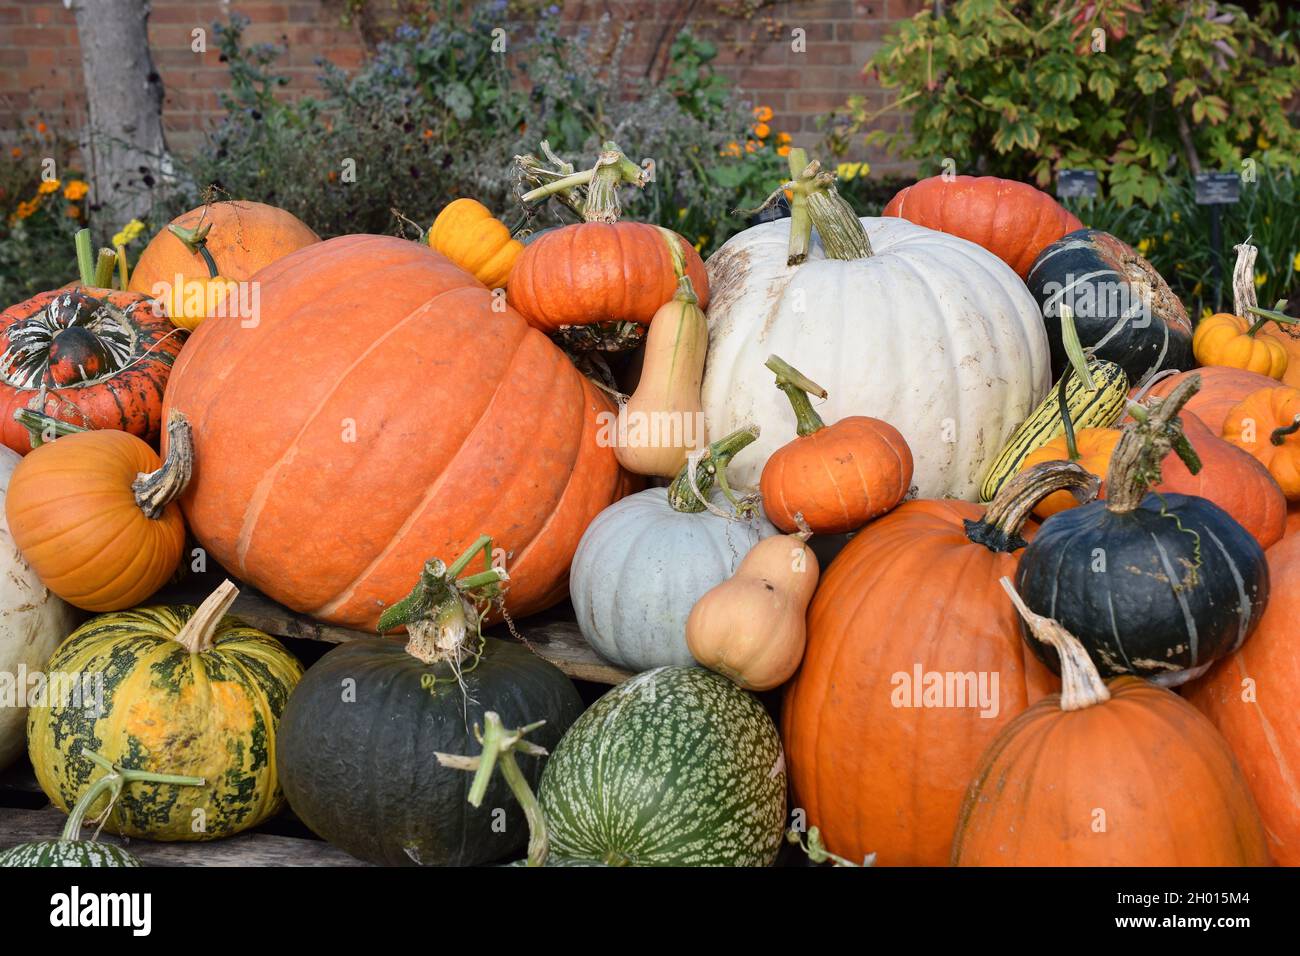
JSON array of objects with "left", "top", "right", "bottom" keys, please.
[
  {"left": 507, "top": 222, "right": 709, "bottom": 333},
  {"left": 0, "top": 840, "right": 140, "bottom": 867},
  {"left": 1194, "top": 313, "right": 1288, "bottom": 378},
  {"left": 27, "top": 606, "right": 303, "bottom": 841},
  {"left": 539, "top": 666, "right": 787, "bottom": 866},
  {"left": 1139, "top": 366, "right": 1279, "bottom": 434},
  {"left": 1015, "top": 494, "right": 1269, "bottom": 686},
  {"left": 0, "top": 288, "right": 183, "bottom": 453},
  {"left": 783, "top": 499, "right": 1058, "bottom": 866},
  {"left": 162, "top": 235, "right": 633, "bottom": 630},
  {"left": 5, "top": 430, "right": 186, "bottom": 611},
  {"left": 1222, "top": 386, "right": 1300, "bottom": 499},
  {"left": 953, "top": 677, "right": 1272, "bottom": 866},
  {"left": 570, "top": 488, "right": 777, "bottom": 671},
  {"left": 1186, "top": 532, "right": 1300, "bottom": 865},
  {"left": 882, "top": 175, "right": 1083, "bottom": 278},
  {"left": 277, "top": 637, "right": 582, "bottom": 867},
  {"left": 1027, "top": 229, "right": 1193, "bottom": 382},
  {"left": 428, "top": 198, "right": 522, "bottom": 289},
  {"left": 760, "top": 416, "right": 912, "bottom": 534},
  {"left": 1018, "top": 427, "right": 1120, "bottom": 517},
  {"left": 128, "top": 200, "right": 319, "bottom": 294}
]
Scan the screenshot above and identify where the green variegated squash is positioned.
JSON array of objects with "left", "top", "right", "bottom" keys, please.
[
  {"left": 0, "top": 841, "right": 140, "bottom": 867},
  {"left": 26, "top": 581, "right": 302, "bottom": 841},
  {"left": 538, "top": 666, "right": 787, "bottom": 866}
]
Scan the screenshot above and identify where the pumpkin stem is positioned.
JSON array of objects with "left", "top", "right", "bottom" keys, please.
[
  {"left": 62, "top": 750, "right": 206, "bottom": 842},
  {"left": 672, "top": 273, "right": 699, "bottom": 306},
  {"left": 966, "top": 461, "right": 1100, "bottom": 552},
  {"left": 434, "top": 712, "right": 553, "bottom": 867},
  {"left": 171, "top": 579, "right": 240, "bottom": 654},
  {"left": 169, "top": 223, "right": 220, "bottom": 278},
  {"left": 999, "top": 577, "right": 1111, "bottom": 712},
  {"left": 13, "top": 408, "right": 87, "bottom": 449},
  {"left": 74, "top": 227, "right": 95, "bottom": 288},
  {"left": 1105, "top": 373, "right": 1201, "bottom": 514},
  {"left": 92, "top": 247, "right": 117, "bottom": 290},
  {"left": 132, "top": 410, "right": 194, "bottom": 519},
  {"left": 783, "top": 152, "right": 871, "bottom": 264},
  {"left": 667, "top": 426, "right": 759, "bottom": 513},
  {"left": 1231, "top": 239, "right": 1258, "bottom": 319},
  {"left": 518, "top": 142, "right": 647, "bottom": 224},
  {"left": 766, "top": 354, "right": 828, "bottom": 437},
  {"left": 1245, "top": 304, "right": 1299, "bottom": 337},
  {"left": 1270, "top": 414, "right": 1300, "bottom": 446},
  {"left": 785, "top": 825, "right": 874, "bottom": 867}
]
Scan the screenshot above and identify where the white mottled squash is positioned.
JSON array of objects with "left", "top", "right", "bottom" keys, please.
[
  {"left": 701, "top": 155, "right": 1051, "bottom": 500},
  {"left": 0, "top": 445, "right": 79, "bottom": 767},
  {"left": 570, "top": 428, "right": 777, "bottom": 673}
]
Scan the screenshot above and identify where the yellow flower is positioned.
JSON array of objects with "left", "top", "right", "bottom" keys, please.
[
  {"left": 695, "top": 236, "right": 708, "bottom": 252},
  {"left": 1258, "top": 134, "right": 1270, "bottom": 149},
  {"left": 1255, "top": 272, "right": 1267, "bottom": 288},
  {"left": 753, "top": 105, "right": 773, "bottom": 123},
  {"left": 1192, "top": 281, "right": 1203, "bottom": 296},
  {"left": 753, "top": 122, "right": 770, "bottom": 139},
  {"left": 1172, "top": 211, "right": 1180, "bottom": 222},
  {"left": 1137, "top": 237, "right": 1153, "bottom": 256},
  {"left": 63, "top": 179, "right": 88, "bottom": 201},
  {"left": 38, "top": 178, "right": 60, "bottom": 195},
  {"left": 1162, "top": 231, "right": 1171, "bottom": 241},
  {"left": 678, "top": 208, "right": 687, "bottom": 219},
  {"left": 111, "top": 218, "right": 147, "bottom": 248},
  {"left": 1293, "top": 252, "right": 1300, "bottom": 272}
]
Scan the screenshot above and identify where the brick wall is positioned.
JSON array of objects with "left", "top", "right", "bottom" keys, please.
[{"left": 0, "top": 0, "right": 917, "bottom": 169}]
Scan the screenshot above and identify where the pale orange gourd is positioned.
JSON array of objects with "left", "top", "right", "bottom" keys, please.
[
  {"left": 614, "top": 276, "right": 708, "bottom": 478},
  {"left": 4, "top": 412, "right": 192, "bottom": 612},
  {"left": 427, "top": 198, "right": 522, "bottom": 289},
  {"left": 686, "top": 533, "right": 819, "bottom": 691}
]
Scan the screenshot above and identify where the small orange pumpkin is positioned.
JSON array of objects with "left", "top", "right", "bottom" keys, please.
[
  {"left": 4, "top": 411, "right": 192, "bottom": 611},
  {"left": 1222, "top": 385, "right": 1300, "bottom": 499},
  {"left": 428, "top": 198, "right": 522, "bottom": 289},
  {"left": 759, "top": 355, "right": 912, "bottom": 534},
  {"left": 1019, "top": 426, "right": 1121, "bottom": 517},
  {"left": 1193, "top": 312, "right": 1289, "bottom": 378}
]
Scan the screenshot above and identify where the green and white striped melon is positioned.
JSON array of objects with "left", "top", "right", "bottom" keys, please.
[
  {"left": 0, "top": 840, "right": 141, "bottom": 867},
  {"left": 538, "top": 666, "right": 787, "bottom": 866}
]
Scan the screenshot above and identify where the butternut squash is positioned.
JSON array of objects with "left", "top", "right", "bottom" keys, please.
[
  {"left": 686, "top": 533, "right": 820, "bottom": 690},
  {"left": 614, "top": 276, "right": 708, "bottom": 478}
]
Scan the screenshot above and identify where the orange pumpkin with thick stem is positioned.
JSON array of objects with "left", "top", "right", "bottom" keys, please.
[
  {"left": 1185, "top": 531, "right": 1300, "bottom": 866},
  {"left": 782, "top": 462, "right": 1097, "bottom": 867},
  {"left": 128, "top": 200, "right": 319, "bottom": 296},
  {"left": 759, "top": 355, "right": 912, "bottom": 534},
  {"left": 953, "top": 579, "right": 1272, "bottom": 866},
  {"left": 1222, "top": 385, "right": 1300, "bottom": 499},
  {"left": 881, "top": 174, "right": 1082, "bottom": 279},
  {"left": 162, "top": 234, "right": 636, "bottom": 631},
  {"left": 4, "top": 411, "right": 191, "bottom": 612},
  {"left": 1136, "top": 366, "right": 1279, "bottom": 434}
]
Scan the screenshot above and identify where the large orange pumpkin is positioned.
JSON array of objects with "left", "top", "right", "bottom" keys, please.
[
  {"left": 1138, "top": 366, "right": 1278, "bottom": 434},
  {"left": 0, "top": 287, "right": 184, "bottom": 454},
  {"left": 953, "top": 582, "right": 1272, "bottom": 866},
  {"left": 162, "top": 235, "right": 634, "bottom": 631},
  {"left": 781, "top": 463, "right": 1097, "bottom": 866},
  {"left": 1186, "top": 532, "right": 1300, "bottom": 866},
  {"left": 128, "top": 200, "right": 319, "bottom": 296},
  {"left": 881, "top": 174, "right": 1083, "bottom": 278}
]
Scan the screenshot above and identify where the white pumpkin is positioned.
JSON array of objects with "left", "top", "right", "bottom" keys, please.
[
  {"left": 701, "top": 215, "right": 1051, "bottom": 499},
  {"left": 0, "top": 445, "right": 79, "bottom": 768}
]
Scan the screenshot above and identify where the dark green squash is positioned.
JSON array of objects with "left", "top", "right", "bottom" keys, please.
[
  {"left": 1014, "top": 374, "right": 1269, "bottom": 687},
  {"left": 276, "top": 538, "right": 583, "bottom": 867}
]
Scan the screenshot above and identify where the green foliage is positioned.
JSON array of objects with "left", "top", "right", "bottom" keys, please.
[{"left": 840, "top": 1, "right": 1300, "bottom": 207}]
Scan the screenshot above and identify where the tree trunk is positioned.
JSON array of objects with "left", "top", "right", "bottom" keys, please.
[{"left": 70, "top": 0, "right": 170, "bottom": 238}]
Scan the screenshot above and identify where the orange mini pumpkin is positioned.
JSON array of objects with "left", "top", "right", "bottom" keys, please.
[
  {"left": 428, "top": 198, "right": 522, "bottom": 289},
  {"left": 1193, "top": 312, "right": 1289, "bottom": 379},
  {"left": 1019, "top": 426, "right": 1121, "bottom": 517},
  {"left": 4, "top": 412, "right": 192, "bottom": 611},
  {"left": 1222, "top": 385, "right": 1300, "bottom": 499},
  {"left": 759, "top": 355, "right": 912, "bottom": 534}
]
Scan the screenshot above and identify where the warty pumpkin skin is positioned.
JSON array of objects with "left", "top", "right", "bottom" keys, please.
[
  {"left": 162, "top": 235, "right": 634, "bottom": 630},
  {"left": 953, "top": 582, "right": 1271, "bottom": 867},
  {"left": 1222, "top": 385, "right": 1300, "bottom": 499},
  {"left": 27, "top": 582, "right": 303, "bottom": 841},
  {"left": 428, "top": 198, "right": 522, "bottom": 289},
  {"left": 4, "top": 412, "right": 192, "bottom": 612},
  {"left": 782, "top": 463, "right": 1095, "bottom": 866},
  {"left": 1138, "top": 365, "right": 1278, "bottom": 434},
  {"left": 0, "top": 287, "right": 184, "bottom": 453},
  {"left": 127, "top": 200, "right": 319, "bottom": 295},
  {"left": 1186, "top": 531, "right": 1300, "bottom": 866},
  {"left": 882, "top": 174, "right": 1083, "bottom": 279}
]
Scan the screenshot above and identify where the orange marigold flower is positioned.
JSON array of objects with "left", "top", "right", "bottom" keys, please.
[
  {"left": 63, "top": 179, "right": 88, "bottom": 200},
  {"left": 36, "top": 121, "right": 47, "bottom": 134},
  {"left": 423, "top": 128, "right": 434, "bottom": 139},
  {"left": 776, "top": 131, "right": 792, "bottom": 145},
  {"left": 65, "top": 204, "right": 81, "bottom": 218},
  {"left": 10, "top": 147, "right": 21, "bottom": 159},
  {"left": 753, "top": 122, "right": 771, "bottom": 139},
  {"left": 14, "top": 199, "right": 39, "bottom": 219},
  {"left": 745, "top": 140, "right": 758, "bottom": 153},
  {"left": 38, "top": 178, "right": 61, "bottom": 195},
  {"left": 753, "top": 105, "right": 773, "bottom": 123},
  {"left": 777, "top": 144, "right": 791, "bottom": 157}
]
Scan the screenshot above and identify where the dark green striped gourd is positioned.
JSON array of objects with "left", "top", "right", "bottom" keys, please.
[
  {"left": 0, "top": 840, "right": 141, "bottom": 868},
  {"left": 538, "top": 666, "right": 787, "bottom": 866}
]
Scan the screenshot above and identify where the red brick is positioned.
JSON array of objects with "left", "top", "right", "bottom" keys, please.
[
  {"left": 0, "top": 48, "right": 26, "bottom": 66},
  {"left": 10, "top": 25, "right": 74, "bottom": 45},
  {"left": 793, "top": 90, "right": 849, "bottom": 112}
]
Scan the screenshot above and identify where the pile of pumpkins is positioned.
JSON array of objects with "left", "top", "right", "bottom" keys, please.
[{"left": 0, "top": 141, "right": 1296, "bottom": 868}]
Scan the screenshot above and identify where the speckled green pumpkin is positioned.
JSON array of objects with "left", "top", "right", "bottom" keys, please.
[
  {"left": 538, "top": 666, "right": 787, "bottom": 866},
  {"left": 0, "top": 840, "right": 141, "bottom": 867}
]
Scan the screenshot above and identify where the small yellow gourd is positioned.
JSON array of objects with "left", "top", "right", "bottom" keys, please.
[
  {"left": 614, "top": 275, "right": 708, "bottom": 478},
  {"left": 160, "top": 223, "right": 239, "bottom": 331},
  {"left": 428, "top": 198, "right": 522, "bottom": 289},
  {"left": 686, "top": 533, "right": 820, "bottom": 691}
]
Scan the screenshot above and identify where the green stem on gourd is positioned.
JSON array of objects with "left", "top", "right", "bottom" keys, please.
[
  {"left": 518, "top": 142, "right": 647, "bottom": 223},
  {"left": 74, "top": 228, "right": 94, "bottom": 287},
  {"left": 672, "top": 274, "right": 699, "bottom": 307},
  {"left": 765, "top": 354, "right": 829, "bottom": 437},
  {"left": 1000, "top": 577, "right": 1111, "bottom": 712},
  {"left": 168, "top": 223, "right": 220, "bottom": 278},
  {"left": 171, "top": 579, "right": 240, "bottom": 654},
  {"left": 1058, "top": 370, "right": 1080, "bottom": 462},
  {"left": 93, "top": 248, "right": 117, "bottom": 289},
  {"left": 63, "top": 750, "right": 205, "bottom": 841},
  {"left": 667, "top": 426, "right": 760, "bottom": 513},
  {"left": 1106, "top": 373, "right": 1202, "bottom": 514},
  {"left": 13, "top": 408, "right": 87, "bottom": 448},
  {"left": 1059, "top": 305, "right": 1096, "bottom": 392},
  {"left": 785, "top": 826, "right": 873, "bottom": 867},
  {"left": 132, "top": 410, "right": 194, "bottom": 518},
  {"left": 116, "top": 243, "right": 130, "bottom": 291},
  {"left": 741, "top": 150, "right": 870, "bottom": 265},
  {"left": 1245, "top": 303, "right": 1298, "bottom": 337},
  {"left": 434, "top": 712, "right": 552, "bottom": 867},
  {"left": 965, "top": 460, "right": 1100, "bottom": 553},
  {"left": 1270, "top": 415, "right": 1300, "bottom": 446}
]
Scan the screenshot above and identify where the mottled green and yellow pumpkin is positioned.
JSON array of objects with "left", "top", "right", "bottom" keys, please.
[{"left": 27, "top": 581, "right": 302, "bottom": 841}]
